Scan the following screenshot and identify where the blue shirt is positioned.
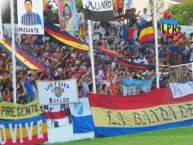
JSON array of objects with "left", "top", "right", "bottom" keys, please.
[{"left": 21, "top": 12, "right": 42, "bottom": 26}]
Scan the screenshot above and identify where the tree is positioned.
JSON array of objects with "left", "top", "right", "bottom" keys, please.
[{"left": 170, "top": 0, "right": 193, "bottom": 25}]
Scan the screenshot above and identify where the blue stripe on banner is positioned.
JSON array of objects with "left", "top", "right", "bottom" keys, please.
[
  {"left": 94, "top": 119, "right": 193, "bottom": 137},
  {"left": 0, "top": 115, "right": 46, "bottom": 128},
  {"left": 72, "top": 115, "right": 94, "bottom": 133},
  {"left": 160, "top": 18, "right": 178, "bottom": 25}
]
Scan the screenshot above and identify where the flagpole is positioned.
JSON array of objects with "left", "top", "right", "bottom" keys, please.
[
  {"left": 87, "top": 20, "right": 97, "bottom": 93},
  {"left": 10, "top": 0, "right": 17, "bottom": 103},
  {"left": 153, "top": 0, "right": 160, "bottom": 89}
]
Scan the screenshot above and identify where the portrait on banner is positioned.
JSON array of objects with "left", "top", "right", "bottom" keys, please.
[
  {"left": 17, "top": 0, "right": 44, "bottom": 34},
  {"left": 58, "top": 0, "right": 78, "bottom": 33}
]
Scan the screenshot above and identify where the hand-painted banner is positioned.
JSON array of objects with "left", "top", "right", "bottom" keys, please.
[
  {"left": 17, "top": 0, "right": 44, "bottom": 34},
  {"left": 0, "top": 6, "right": 3, "bottom": 39},
  {"left": 160, "top": 19, "right": 179, "bottom": 37},
  {"left": 82, "top": 0, "right": 114, "bottom": 22},
  {"left": 0, "top": 115, "right": 47, "bottom": 145},
  {"left": 69, "top": 98, "right": 94, "bottom": 133},
  {"left": 0, "top": 38, "right": 48, "bottom": 71},
  {"left": 0, "top": 100, "right": 42, "bottom": 120},
  {"left": 89, "top": 88, "right": 193, "bottom": 137},
  {"left": 121, "top": 78, "right": 153, "bottom": 96},
  {"left": 42, "top": 104, "right": 71, "bottom": 128},
  {"left": 36, "top": 78, "right": 79, "bottom": 105},
  {"left": 58, "top": 0, "right": 78, "bottom": 32},
  {"left": 169, "top": 81, "right": 193, "bottom": 98},
  {"left": 45, "top": 24, "right": 89, "bottom": 51}
]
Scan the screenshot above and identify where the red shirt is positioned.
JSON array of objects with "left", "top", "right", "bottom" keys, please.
[{"left": 128, "top": 27, "right": 135, "bottom": 41}]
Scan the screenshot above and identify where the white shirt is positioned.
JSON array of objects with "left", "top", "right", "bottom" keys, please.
[{"left": 124, "top": 0, "right": 133, "bottom": 9}]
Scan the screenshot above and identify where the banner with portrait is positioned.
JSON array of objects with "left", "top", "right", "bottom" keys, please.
[
  {"left": 36, "top": 78, "right": 79, "bottom": 105},
  {"left": 17, "top": 0, "right": 44, "bottom": 34},
  {"left": 0, "top": 5, "right": 3, "bottom": 39},
  {"left": 58, "top": 0, "right": 78, "bottom": 33}
]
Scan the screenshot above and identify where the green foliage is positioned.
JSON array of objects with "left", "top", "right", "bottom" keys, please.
[{"left": 171, "top": 0, "right": 193, "bottom": 25}]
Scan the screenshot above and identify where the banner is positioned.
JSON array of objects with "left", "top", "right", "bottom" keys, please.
[
  {"left": 82, "top": 0, "right": 114, "bottom": 22},
  {"left": 0, "top": 38, "right": 48, "bottom": 71},
  {"left": 138, "top": 21, "right": 154, "bottom": 45},
  {"left": 0, "top": 5, "right": 3, "bottom": 39},
  {"left": 121, "top": 78, "right": 153, "bottom": 96},
  {"left": 36, "top": 78, "right": 79, "bottom": 105},
  {"left": 160, "top": 19, "right": 178, "bottom": 37},
  {"left": 181, "top": 25, "right": 193, "bottom": 38},
  {"left": 0, "top": 100, "right": 42, "bottom": 120},
  {"left": 169, "top": 81, "right": 193, "bottom": 98},
  {"left": 45, "top": 24, "right": 89, "bottom": 51},
  {"left": 89, "top": 88, "right": 193, "bottom": 137},
  {"left": 42, "top": 104, "right": 71, "bottom": 128},
  {"left": 69, "top": 98, "right": 94, "bottom": 133},
  {"left": 58, "top": 0, "right": 78, "bottom": 32},
  {"left": 0, "top": 115, "right": 47, "bottom": 145},
  {"left": 17, "top": 0, "right": 44, "bottom": 34}
]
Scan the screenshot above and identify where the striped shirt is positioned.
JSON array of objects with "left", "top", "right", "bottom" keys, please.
[{"left": 21, "top": 12, "right": 42, "bottom": 26}]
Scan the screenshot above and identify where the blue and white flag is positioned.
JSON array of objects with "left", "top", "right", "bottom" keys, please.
[
  {"left": 122, "top": 78, "right": 153, "bottom": 96},
  {"left": 69, "top": 97, "right": 94, "bottom": 133}
]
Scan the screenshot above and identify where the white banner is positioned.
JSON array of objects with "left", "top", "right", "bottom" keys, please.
[
  {"left": 169, "top": 81, "right": 193, "bottom": 98},
  {"left": 17, "top": 0, "right": 44, "bottom": 34},
  {"left": 181, "top": 25, "right": 193, "bottom": 38},
  {"left": 83, "top": 0, "right": 113, "bottom": 12},
  {"left": 0, "top": 5, "right": 3, "bottom": 39},
  {"left": 37, "top": 78, "right": 79, "bottom": 105}
]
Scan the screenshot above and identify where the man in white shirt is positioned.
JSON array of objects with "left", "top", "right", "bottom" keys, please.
[{"left": 139, "top": 8, "right": 150, "bottom": 22}]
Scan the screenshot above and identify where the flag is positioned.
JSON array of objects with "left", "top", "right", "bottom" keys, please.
[
  {"left": 0, "top": 38, "right": 48, "bottom": 71},
  {"left": 89, "top": 88, "right": 193, "bottom": 137},
  {"left": 58, "top": 0, "right": 78, "bottom": 32},
  {"left": 82, "top": 0, "right": 114, "bottom": 22},
  {"left": 45, "top": 24, "right": 89, "bottom": 51},
  {"left": 121, "top": 78, "right": 153, "bottom": 96},
  {"left": 43, "top": 104, "right": 71, "bottom": 128},
  {"left": 0, "top": 5, "right": 3, "bottom": 39},
  {"left": 160, "top": 18, "right": 179, "bottom": 37},
  {"left": 69, "top": 98, "right": 94, "bottom": 133},
  {"left": 138, "top": 21, "right": 154, "bottom": 45},
  {"left": 17, "top": 0, "right": 44, "bottom": 34}
]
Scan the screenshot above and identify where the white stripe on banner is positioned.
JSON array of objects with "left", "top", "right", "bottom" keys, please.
[
  {"left": 82, "top": 0, "right": 113, "bottom": 12},
  {"left": 169, "top": 81, "right": 193, "bottom": 98},
  {"left": 0, "top": 5, "right": 3, "bottom": 39}
]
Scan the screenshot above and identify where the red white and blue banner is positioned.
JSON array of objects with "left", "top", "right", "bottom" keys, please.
[
  {"left": 17, "top": 0, "right": 44, "bottom": 34},
  {"left": 0, "top": 115, "right": 47, "bottom": 145},
  {"left": 36, "top": 78, "right": 79, "bottom": 105},
  {"left": 69, "top": 98, "right": 94, "bottom": 133},
  {"left": 89, "top": 88, "right": 193, "bottom": 137},
  {"left": 43, "top": 104, "right": 71, "bottom": 128}
]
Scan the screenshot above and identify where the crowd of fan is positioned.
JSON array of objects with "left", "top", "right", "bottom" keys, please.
[{"left": 1, "top": 2, "right": 193, "bottom": 104}]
